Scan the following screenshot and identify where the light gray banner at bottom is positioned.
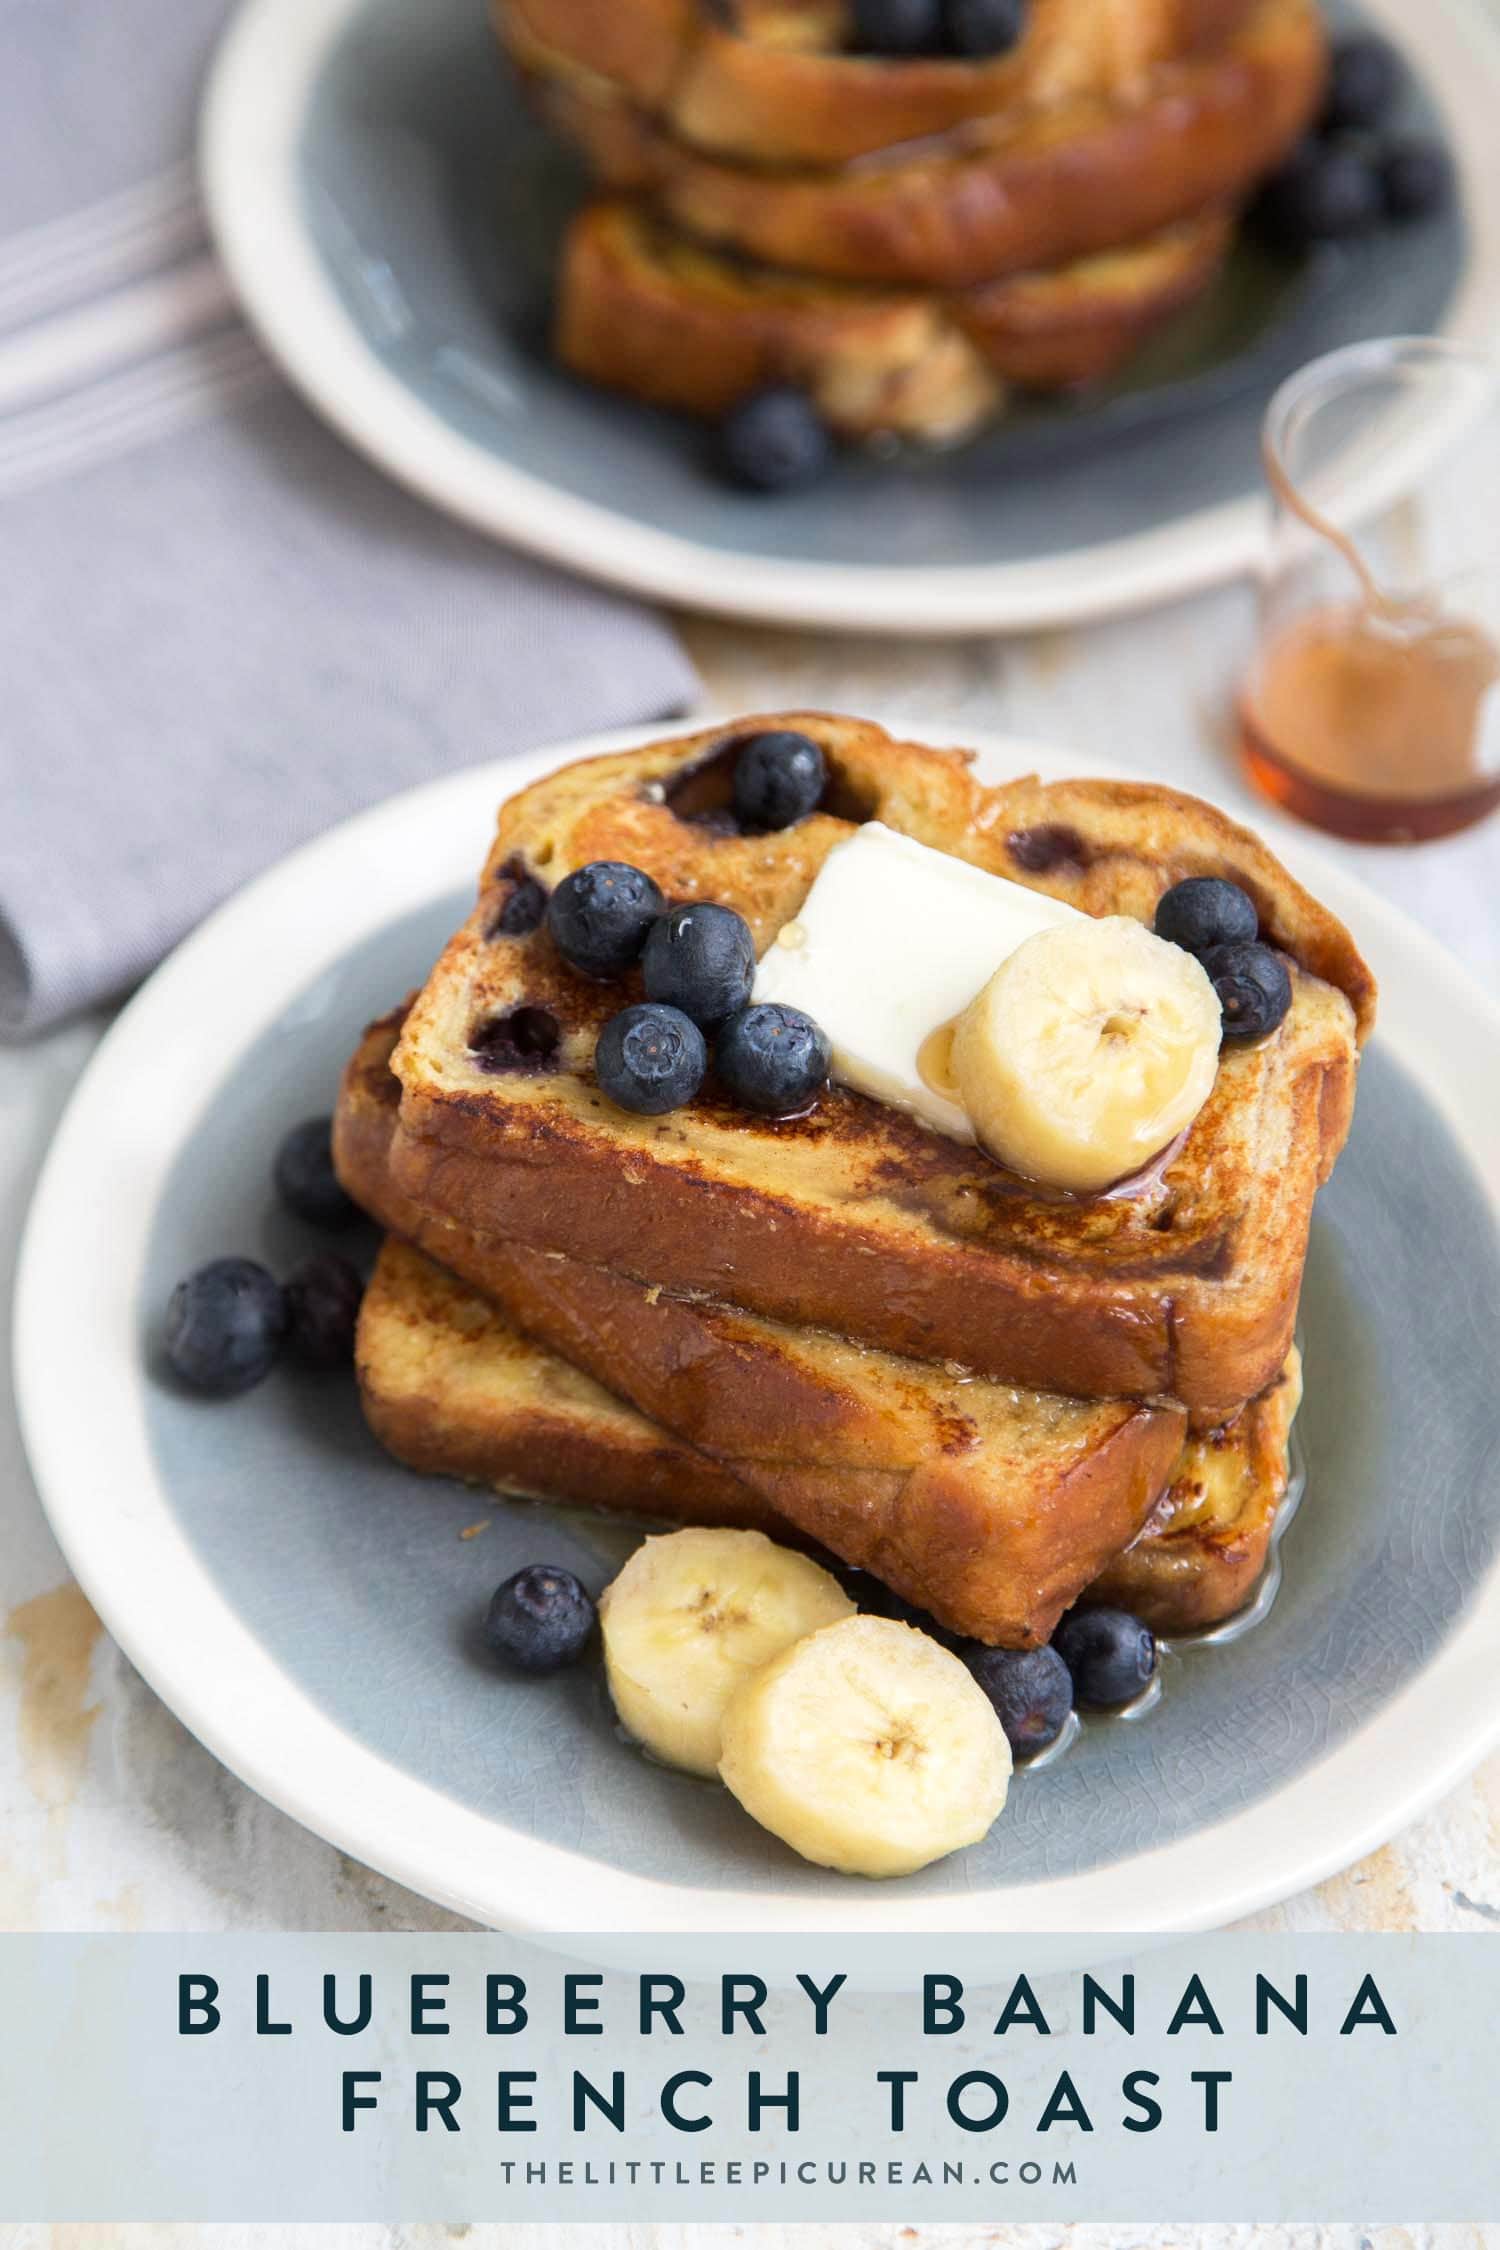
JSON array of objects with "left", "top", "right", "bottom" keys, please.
[{"left": 0, "top": 1932, "right": 1492, "bottom": 2221}]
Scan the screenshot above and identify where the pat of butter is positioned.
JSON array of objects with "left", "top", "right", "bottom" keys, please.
[{"left": 752, "top": 822, "right": 1086, "bottom": 1140}]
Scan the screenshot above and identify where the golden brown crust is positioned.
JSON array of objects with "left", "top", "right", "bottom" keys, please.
[
  {"left": 357, "top": 1237, "right": 771, "bottom": 1529},
  {"left": 556, "top": 201, "right": 1000, "bottom": 439},
  {"left": 469, "top": 715, "right": 1376, "bottom": 1030},
  {"left": 1087, "top": 1348, "right": 1302, "bottom": 1628},
  {"left": 434, "top": 1226, "right": 1187, "bottom": 1648},
  {"left": 954, "top": 211, "right": 1233, "bottom": 388},
  {"left": 498, "top": 0, "right": 1267, "bottom": 168},
  {"left": 500, "top": 0, "right": 694, "bottom": 114},
  {"left": 388, "top": 713, "right": 1370, "bottom": 1422},
  {"left": 356, "top": 1225, "right": 1296, "bottom": 1643},
  {"left": 521, "top": 0, "right": 1324, "bottom": 288},
  {"left": 341, "top": 1020, "right": 1186, "bottom": 1646},
  {"left": 556, "top": 199, "right": 1230, "bottom": 436}
]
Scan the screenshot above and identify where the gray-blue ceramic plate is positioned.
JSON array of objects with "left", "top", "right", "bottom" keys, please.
[
  {"left": 200, "top": 0, "right": 1500, "bottom": 634},
  {"left": 15, "top": 725, "right": 1500, "bottom": 1935}
]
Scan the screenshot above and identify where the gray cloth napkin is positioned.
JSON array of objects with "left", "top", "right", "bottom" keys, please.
[{"left": 0, "top": 0, "right": 698, "bottom": 1037}]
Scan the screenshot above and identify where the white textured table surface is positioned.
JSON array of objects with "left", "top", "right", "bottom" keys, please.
[{"left": 3, "top": 584, "right": 1499, "bottom": 2250}]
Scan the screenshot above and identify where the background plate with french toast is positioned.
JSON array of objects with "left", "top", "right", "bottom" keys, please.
[
  {"left": 201, "top": 0, "right": 1500, "bottom": 632},
  {"left": 15, "top": 722, "right": 1500, "bottom": 1935}
]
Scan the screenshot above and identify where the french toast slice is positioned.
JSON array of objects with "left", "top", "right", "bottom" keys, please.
[
  {"left": 955, "top": 210, "right": 1234, "bottom": 390},
  {"left": 357, "top": 1236, "right": 768, "bottom": 1531},
  {"left": 1090, "top": 1345, "right": 1302, "bottom": 1630},
  {"left": 340, "top": 1015, "right": 1187, "bottom": 1647},
  {"left": 557, "top": 200, "right": 1233, "bottom": 439},
  {"left": 518, "top": 0, "right": 1324, "bottom": 288},
  {"left": 387, "top": 714, "right": 1371, "bottom": 1422},
  {"left": 558, "top": 200, "right": 1000, "bottom": 443},
  {"left": 497, "top": 0, "right": 1264, "bottom": 168},
  {"left": 356, "top": 1236, "right": 1301, "bottom": 1639}
]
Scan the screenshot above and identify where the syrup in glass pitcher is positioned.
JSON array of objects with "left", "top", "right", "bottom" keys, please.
[{"left": 1240, "top": 338, "right": 1500, "bottom": 843}]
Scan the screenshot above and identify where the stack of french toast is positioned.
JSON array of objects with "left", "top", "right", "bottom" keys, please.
[
  {"left": 334, "top": 714, "right": 1375, "bottom": 1651},
  {"left": 492, "top": 0, "right": 1330, "bottom": 440}
]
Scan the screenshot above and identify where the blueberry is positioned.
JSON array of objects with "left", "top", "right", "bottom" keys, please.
[
  {"left": 483, "top": 1565, "right": 597, "bottom": 1674},
  {"left": 1254, "top": 143, "right": 1383, "bottom": 247},
  {"left": 1379, "top": 137, "right": 1455, "bottom": 223},
  {"left": 1007, "top": 822, "right": 1088, "bottom": 874},
  {"left": 1320, "top": 34, "right": 1402, "bottom": 134},
  {"left": 1052, "top": 1606, "right": 1157, "bottom": 1709},
  {"left": 732, "top": 730, "right": 828, "bottom": 831},
  {"left": 642, "top": 902, "right": 756, "bottom": 1028},
  {"left": 719, "top": 388, "right": 834, "bottom": 495},
  {"left": 284, "top": 1252, "right": 364, "bottom": 1371},
  {"left": 1201, "top": 940, "right": 1293, "bottom": 1042},
  {"left": 547, "top": 861, "right": 664, "bottom": 980},
  {"left": 1153, "top": 876, "right": 1259, "bottom": 959},
  {"left": 595, "top": 1002, "right": 707, "bottom": 1114},
  {"left": 966, "top": 1643, "right": 1074, "bottom": 1757},
  {"left": 274, "top": 1117, "right": 359, "bottom": 1229},
  {"left": 851, "top": 0, "right": 941, "bottom": 53},
  {"left": 943, "top": 0, "right": 1025, "bottom": 57},
  {"left": 469, "top": 1004, "right": 561, "bottom": 1074},
  {"left": 490, "top": 859, "right": 548, "bottom": 938},
  {"left": 164, "top": 1257, "right": 286, "bottom": 1397},
  {"left": 716, "top": 1002, "right": 831, "bottom": 1117}
]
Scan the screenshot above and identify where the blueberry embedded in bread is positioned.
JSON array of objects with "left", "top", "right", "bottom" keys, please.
[{"left": 731, "top": 729, "right": 828, "bottom": 830}]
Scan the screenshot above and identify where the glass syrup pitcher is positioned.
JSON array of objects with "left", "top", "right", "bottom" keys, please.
[{"left": 1240, "top": 336, "right": 1500, "bottom": 844}]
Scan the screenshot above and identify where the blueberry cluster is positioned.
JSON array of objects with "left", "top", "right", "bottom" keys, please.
[
  {"left": 850, "top": 0, "right": 1025, "bottom": 60},
  {"left": 163, "top": 1118, "right": 366, "bottom": 1399},
  {"left": 546, "top": 732, "right": 835, "bottom": 1121},
  {"left": 839, "top": 1565, "right": 1159, "bottom": 1756},
  {"left": 972, "top": 1606, "right": 1158, "bottom": 1754},
  {"left": 1254, "top": 33, "right": 1454, "bottom": 249},
  {"left": 1153, "top": 877, "right": 1293, "bottom": 1043},
  {"left": 486, "top": 1557, "right": 1158, "bottom": 1739}
]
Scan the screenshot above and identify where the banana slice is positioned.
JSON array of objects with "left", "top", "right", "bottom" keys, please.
[
  {"left": 952, "top": 914, "right": 1221, "bottom": 1194},
  {"left": 718, "top": 1616, "right": 1011, "bottom": 1878},
  {"left": 599, "top": 1527, "right": 854, "bottom": 1777}
]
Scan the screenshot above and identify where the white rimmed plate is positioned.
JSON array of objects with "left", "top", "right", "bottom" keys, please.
[{"left": 200, "top": 0, "right": 1500, "bottom": 635}]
